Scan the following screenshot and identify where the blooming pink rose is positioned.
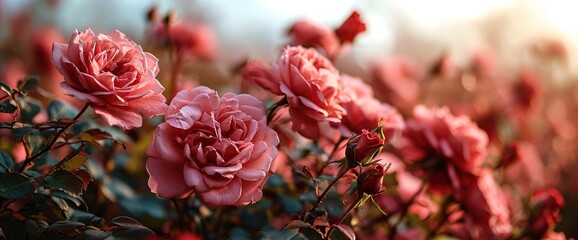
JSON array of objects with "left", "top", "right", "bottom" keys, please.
[
  {"left": 334, "top": 11, "right": 367, "bottom": 43},
  {"left": 146, "top": 86, "right": 279, "bottom": 207},
  {"left": 51, "top": 29, "right": 168, "bottom": 130},
  {"left": 397, "top": 105, "right": 489, "bottom": 193},
  {"left": 242, "top": 46, "right": 346, "bottom": 139},
  {"left": 287, "top": 19, "right": 339, "bottom": 57},
  {"left": 147, "top": 20, "right": 217, "bottom": 61},
  {"left": 339, "top": 75, "right": 405, "bottom": 139}
]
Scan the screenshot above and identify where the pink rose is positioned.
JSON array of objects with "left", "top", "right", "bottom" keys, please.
[
  {"left": 397, "top": 105, "right": 489, "bottom": 193},
  {"left": 168, "top": 21, "right": 217, "bottom": 61},
  {"left": 345, "top": 129, "right": 384, "bottom": 164},
  {"left": 51, "top": 29, "right": 168, "bottom": 130},
  {"left": 146, "top": 86, "right": 279, "bottom": 207},
  {"left": 287, "top": 19, "right": 339, "bottom": 57},
  {"left": 339, "top": 75, "right": 405, "bottom": 139},
  {"left": 371, "top": 57, "right": 422, "bottom": 112},
  {"left": 334, "top": 11, "right": 367, "bottom": 44},
  {"left": 357, "top": 163, "right": 387, "bottom": 195},
  {"left": 242, "top": 46, "right": 346, "bottom": 139}
]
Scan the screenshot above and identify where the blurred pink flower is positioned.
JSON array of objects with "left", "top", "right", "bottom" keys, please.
[
  {"left": 397, "top": 105, "right": 489, "bottom": 193},
  {"left": 371, "top": 57, "right": 422, "bottom": 112},
  {"left": 31, "top": 27, "right": 64, "bottom": 77},
  {"left": 287, "top": 19, "right": 339, "bottom": 57},
  {"left": 460, "top": 170, "right": 512, "bottom": 239},
  {"left": 334, "top": 11, "right": 366, "bottom": 44},
  {"left": 146, "top": 86, "right": 279, "bottom": 207},
  {"left": 242, "top": 46, "right": 346, "bottom": 139},
  {"left": 528, "top": 188, "right": 565, "bottom": 237},
  {"left": 168, "top": 21, "right": 217, "bottom": 61},
  {"left": 339, "top": 75, "right": 405, "bottom": 139},
  {"left": 51, "top": 29, "right": 168, "bottom": 130}
]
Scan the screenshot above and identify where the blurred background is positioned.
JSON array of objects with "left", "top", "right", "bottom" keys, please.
[{"left": 2, "top": 0, "right": 577, "bottom": 237}]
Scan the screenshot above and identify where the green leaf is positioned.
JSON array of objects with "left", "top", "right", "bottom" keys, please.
[
  {"left": 68, "top": 209, "right": 105, "bottom": 228},
  {"left": 330, "top": 224, "right": 356, "bottom": 240},
  {"left": 0, "top": 81, "right": 12, "bottom": 95},
  {"left": 40, "top": 221, "right": 85, "bottom": 239},
  {"left": 0, "top": 173, "right": 34, "bottom": 199},
  {"left": 45, "top": 170, "right": 84, "bottom": 197},
  {"left": 72, "top": 169, "right": 93, "bottom": 190},
  {"left": 47, "top": 100, "right": 78, "bottom": 121},
  {"left": 0, "top": 151, "right": 14, "bottom": 172},
  {"left": 110, "top": 216, "right": 156, "bottom": 239},
  {"left": 17, "top": 76, "right": 39, "bottom": 95},
  {"left": 282, "top": 220, "right": 311, "bottom": 230},
  {"left": 259, "top": 226, "right": 305, "bottom": 240},
  {"left": 11, "top": 122, "right": 35, "bottom": 140},
  {"left": 59, "top": 151, "right": 89, "bottom": 171},
  {"left": 14, "top": 97, "right": 41, "bottom": 123},
  {"left": 0, "top": 100, "right": 17, "bottom": 113}
]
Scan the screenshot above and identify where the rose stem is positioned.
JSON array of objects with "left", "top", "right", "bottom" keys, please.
[
  {"left": 17, "top": 103, "right": 90, "bottom": 173},
  {"left": 325, "top": 194, "right": 362, "bottom": 239},
  {"left": 307, "top": 167, "right": 348, "bottom": 221}
]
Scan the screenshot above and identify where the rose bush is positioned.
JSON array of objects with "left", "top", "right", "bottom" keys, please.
[
  {"left": 146, "top": 86, "right": 279, "bottom": 207},
  {"left": 51, "top": 29, "right": 168, "bottom": 130}
]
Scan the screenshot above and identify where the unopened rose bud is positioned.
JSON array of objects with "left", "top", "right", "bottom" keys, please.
[
  {"left": 358, "top": 164, "right": 387, "bottom": 195},
  {"left": 346, "top": 129, "right": 384, "bottom": 165},
  {"left": 335, "top": 11, "right": 366, "bottom": 44}
]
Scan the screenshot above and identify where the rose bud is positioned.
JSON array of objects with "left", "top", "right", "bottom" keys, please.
[
  {"left": 358, "top": 163, "right": 387, "bottom": 195},
  {"left": 529, "top": 188, "right": 565, "bottom": 237},
  {"left": 334, "top": 11, "right": 367, "bottom": 44},
  {"left": 346, "top": 129, "right": 385, "bottom": 165}
]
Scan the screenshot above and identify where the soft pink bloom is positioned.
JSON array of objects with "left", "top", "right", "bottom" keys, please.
[
  {"left": 242, "top": 46, "right": 346, "bottom": 139},
  {"left": 31, "top": 27, "right": 64, "bottom": 77},
  {"left": 542, "top": 232, "right": 568, "bottom": 240},
  {"left": 339, "top": 75, "right": 405, "bottom": 139},
  {"left": 512, "top": 68, "right": 542, "bottom": 115},
  {"left": 460, "top": 170, "right": 512, "bottom": 239},
  {"left": 397, "top": 105, "right": 489, "bottom": 193},
  {"left": 168, "top": 21, "right": 217, "bottom": 61},
  {"left": 287, "top": 19, "right": 339, "bottom": 57},
  {"left": 371, "top": 57, "right": 422, "bottom": 112},
  {"left": 146, "top": 86, "right": 279, "bottom": 207},
  {"left": 51, "top": 29, "right": 168, "bottom": 130},
  {"left": 147, "top": 20, "right": 217, "bottom": 61},
  {"left": 503, "top": 142, "right": 545, "bottom": 191},
  {"left": 334, "top": 11, "right": 367, "bottom": 43}
]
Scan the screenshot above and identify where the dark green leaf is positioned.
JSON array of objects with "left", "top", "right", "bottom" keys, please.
[
  {"left": 47, "top": 100, "right": 78, "bottom": 120},
  {"left": 40, "top": 221, "right": 85, "bottom": 240},
  {"left": 0, "top": 100, "right": 17, "bottom": 113},
  {"left": 110, "top": 216, "right": 155, "bottom": 239},
  {"left": 15, "top": 97, "right": 41, "bottom": 122},
  {"left": 25, "top": 219, "right": 46, "bottom": 239},
  {"left": 259, "top": 226, "right": 305, "bottom": 240},
  {"left": 119, "top": 195, "right": 166, "bottom": 219},
  {"left": 322, "top": 192, "right": 345, "bottom": 217},
  {"left": 17, "top": 76, "right": 39, "bottom": 95},
  {"left": 11, "top": 122, "right": 35, "bottom": 139},
  {"left": 0, "top": 81, "right": 12, "bottom": 95},
  {"left": 300, "top": 227, "right": 324, "bottom": 240},
  {"left": 69, "top": 209, "right": 105, "bottom": 228},
  {"left": 45, "top": 170, "right": 84, "bottom": 197},
  {"left": 0, "top": 173, "right": 34, "bottom": 199},
  {"left": 0, "top": 150, "right": 14, "bottom": 172},
  {"left": 80, "top": 228, "right": 111, "bottom": 240},
  {"left": 73, "top": 169, "right": 93, "bottom": 190},
  {"left": 282, "top": 220, "right": 311, "bottom": 230},
  {"left": 330, "top": 224, "right": 356, "bottom": 240}
]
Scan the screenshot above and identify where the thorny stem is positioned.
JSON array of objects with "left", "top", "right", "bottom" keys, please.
[
  {"left": 17, "top": 103, "right": 90, "bottom": 173},
  {"left": 388, "top": 173, "right": 429, "bottom": 238},
  {"left": 169, "top": 52, "right": 182, "bottom": 100},
  {"left": 325, "top": 194, "right": 363, "bottom": 239},
  {"left": 426, "top": 196, "right": 454, "bottom": 239},
  {"left": 307, "top": 167, "right": 349, "bottom": 221}
]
